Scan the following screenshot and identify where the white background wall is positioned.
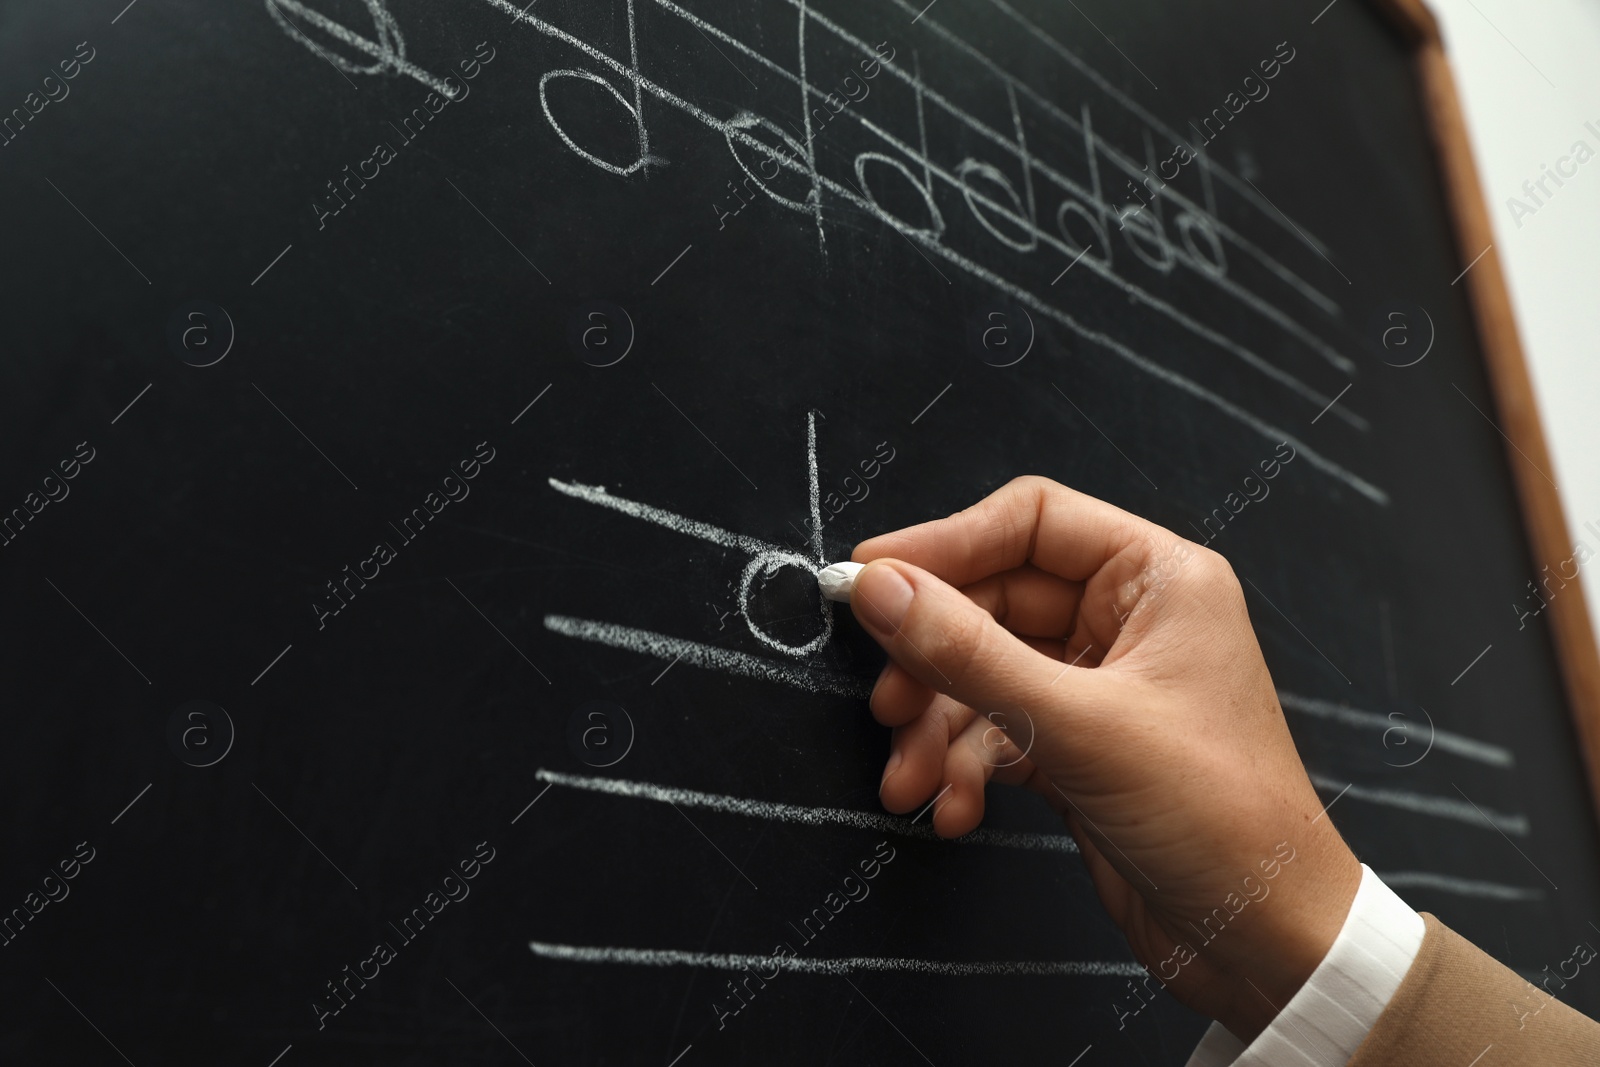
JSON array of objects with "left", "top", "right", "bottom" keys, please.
[{"left": 1429, "top": 0, "right": 1600, "bottom": 646}]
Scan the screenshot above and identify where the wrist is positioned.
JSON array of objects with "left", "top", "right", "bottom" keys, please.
[{"left": 1212, "top": 848, "right": 1362, "bottom": 1042}]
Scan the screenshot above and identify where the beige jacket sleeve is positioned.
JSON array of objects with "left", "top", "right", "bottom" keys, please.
[{"left": 1348, "top": 913, "right": 1600, "bottom": 1066}]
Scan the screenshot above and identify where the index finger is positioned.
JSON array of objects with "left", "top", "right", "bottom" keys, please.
[{"left": 850, "top": 475, "right": 1175, "bottom": 587}]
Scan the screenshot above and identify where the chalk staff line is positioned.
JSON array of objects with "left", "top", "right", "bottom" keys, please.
[
  {"left": 549, "top": 479, "right": 785, "bottom": 557},
  {"left": 1278, "top": 692, "right": 1515, "bottom": 768},
  {"left": 1308, "top": 773, "right": 1529, "bottom": 836},
  {"left": 528, "top": 941, "right": 1145, "bottom": 977},
  {"left": 544, "top": 616, "right": 872, "bottom": 697},
  {"left": 1380, "top": 871, "right": 1543, "bottom": 903},
  {"left": 534, "top": 771, "right": 1537, "bottom": 899},
  {"left": 535, "top": 767, "right": 1078, "bottom": 852}
]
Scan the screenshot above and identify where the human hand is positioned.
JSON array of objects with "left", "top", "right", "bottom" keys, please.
[{"left": 848, "top": 476, "right": 1361, "bottom": 1041}]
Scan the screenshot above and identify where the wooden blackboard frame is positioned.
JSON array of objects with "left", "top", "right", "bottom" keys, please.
[{"left": 1368, "top": 0, "right": 1600, "bottom": 819}]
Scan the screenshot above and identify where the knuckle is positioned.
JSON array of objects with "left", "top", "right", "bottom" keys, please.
[
  {"left": 1186, "top": 545, "right": 1245, "bottom": 601},
  {"left": 1006, "top": 473, "right": 1055, "bottom": 493},
  {"left": 1192, "top": 545, "right": 1238, "bottom": 585},
  {"left": 973, "top": 712, "right": 1027, "bottom": 766},
  {"left": 932, "top": 695, "right": 976, "bottom": 736}
]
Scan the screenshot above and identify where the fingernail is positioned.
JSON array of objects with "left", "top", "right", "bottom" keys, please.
[
  {"left": 880, "top": 748, "right": 903, "bottom": 791},
  {"left": 855, "top": 562, "right": 914, "bottom": 634}
]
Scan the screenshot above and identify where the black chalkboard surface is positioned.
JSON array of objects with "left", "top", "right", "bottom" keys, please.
[{"left": 3, "top": 0, "right": 1598, "bottom": 1063}]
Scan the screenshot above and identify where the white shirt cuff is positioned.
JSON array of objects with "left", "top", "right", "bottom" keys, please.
[{"left": 1184, "top": 864, "right": 1425, "bottom": 1067}]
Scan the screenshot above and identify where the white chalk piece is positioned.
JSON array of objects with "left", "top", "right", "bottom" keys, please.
[{"left": 816, "top": 561, "right": 865, "bottom": 602}]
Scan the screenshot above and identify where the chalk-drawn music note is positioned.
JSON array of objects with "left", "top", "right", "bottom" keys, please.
[
  {"left": 545, "top": 411, "right": 866, "bottom": 692},
  {"left": 265, "top": 0, "right": 454, "bottom": 95},
  {"left": 271, "top": 0, "right": 1390, "bottom": 503}
]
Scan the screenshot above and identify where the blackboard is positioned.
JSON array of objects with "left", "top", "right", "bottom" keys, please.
[{"left": 3, "top": 0, "right": 1599, "bottom": 1063}]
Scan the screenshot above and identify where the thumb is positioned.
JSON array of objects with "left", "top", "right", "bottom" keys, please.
[{"left": 849, "top": 558, "right": 1096, "bottom": 721}]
